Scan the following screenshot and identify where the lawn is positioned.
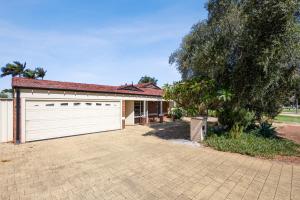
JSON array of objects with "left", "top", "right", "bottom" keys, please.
[
  {"left": 275, "top": 115, "right": 300, "bottom": 123},
  {"left": 204, "top": 131, "right": 300, "bottom": 158},
  {"left": 282, "top": 108, "right": 297, "bottom": 113}
]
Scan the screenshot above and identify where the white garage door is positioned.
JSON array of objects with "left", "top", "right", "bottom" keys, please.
[{"left": 25, "top": 100, "right": 121, "bottom": 141}]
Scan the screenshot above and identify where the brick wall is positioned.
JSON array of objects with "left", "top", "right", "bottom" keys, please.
[{"left": 148, "top": 101, "right": 158, "bottom": 114}]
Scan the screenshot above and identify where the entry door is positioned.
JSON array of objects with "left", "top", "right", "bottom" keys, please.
[{"left": 25, "top": 100, "right": 121, "bottom": 141}]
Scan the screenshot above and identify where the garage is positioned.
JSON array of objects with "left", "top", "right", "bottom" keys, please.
[
  {"left": 11, "top": 77, "right": 166, "bottom": 143},
  {"left": 25, "top": 100, "right": 121, "bottom": 141}
]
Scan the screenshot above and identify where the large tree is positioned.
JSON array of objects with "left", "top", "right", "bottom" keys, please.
[
  {"left": 0, "top": 89, "right": 13, "bottom": 98},
  {"left": 35, "top": 67, "right": 47, "bottom": 80},
  {"left": 138, "top": 75, "right": 158, "bottom": 85},
  {"left": 169, "top": 0, "right": 300, "bottom": 125},
  {"left": 1, "top": 61, "right": 47, "bottom": 80},
  {"left": 0, "top": 61, "right": 26, "bottom": 77},
  {"left": 290, "top": 75, "right": 300, "bottom": 113}
]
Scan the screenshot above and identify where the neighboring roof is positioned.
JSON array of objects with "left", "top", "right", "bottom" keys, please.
[
  {"left": 117, "top": 84, "right": 144, "bottom": 92},
  {"left": 12, "top": 77, "right": 163, "bottom": 97},
  {"left": 134, "top": 82, "right": 161, "bottom": 89}
]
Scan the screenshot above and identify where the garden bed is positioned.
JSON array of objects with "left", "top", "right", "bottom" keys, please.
[{"left": 204, "top": 132, "right": 300, "bottom": 159}]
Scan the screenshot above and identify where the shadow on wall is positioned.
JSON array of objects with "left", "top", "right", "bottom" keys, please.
[{"left": 142, "top": 121, "right": 190, "bottom": 140}]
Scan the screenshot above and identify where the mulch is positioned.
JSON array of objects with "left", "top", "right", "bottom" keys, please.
[
  {"left": 276, "top": 124, "right": 300, "bottom": 144},
  {"left": 273, "top": 124, "right": 300, "bottom": 164}
]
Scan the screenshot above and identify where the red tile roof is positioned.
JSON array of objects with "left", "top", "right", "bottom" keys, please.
[
  {"left": 134, "top": 83, "right": 161, "bottom": 89},
  {"left": 12, "top": 77, "right": 163, "bottom": 97}
]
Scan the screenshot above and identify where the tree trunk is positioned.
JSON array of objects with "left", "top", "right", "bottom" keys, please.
[{"left": 296, "top": 98, "right": 298, "bottom": 114}]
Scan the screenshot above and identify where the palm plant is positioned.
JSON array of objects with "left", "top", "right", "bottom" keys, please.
[
  {"left": 23, "top": 69, "right": 36, "bottom": 79},
  {"left": 217, "top": 89, "right": 233, "bottom": 102},
  {"left": 35, "top": 67, "right": 47, "bottom": 80},
  {"left": 1, "top": 61, "right": 26, "bottom": 77},
  {"left": 1, "top": 61, "right": 47, "bottom": 80}
]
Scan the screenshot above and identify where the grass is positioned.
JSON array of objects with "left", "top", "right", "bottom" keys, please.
[
  {"left": 282, "top": 108, "right": 297, "bottom": 113},
  {"left": 204, "top": 131, "right": 300, "bottom": 158},
  {"left": 275, "top": 115, "right": 300, "bottom": 123}
]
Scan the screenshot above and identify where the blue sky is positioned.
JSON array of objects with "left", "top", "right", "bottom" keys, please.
[{"left": 0, "top": 0, "right": 207, "bottom": 90}]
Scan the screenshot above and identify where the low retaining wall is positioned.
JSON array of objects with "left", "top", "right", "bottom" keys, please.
[{"left": 0, "top": 99, "right": 13, "bottom": 143}]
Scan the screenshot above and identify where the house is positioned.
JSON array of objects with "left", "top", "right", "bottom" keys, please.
[{"left": 6, "top": 77, "right": 171, "bottom": 143}]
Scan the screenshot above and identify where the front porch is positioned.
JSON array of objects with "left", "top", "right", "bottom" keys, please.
[{"left": 124, "top": 100, "right": 171, "bottom": 126}]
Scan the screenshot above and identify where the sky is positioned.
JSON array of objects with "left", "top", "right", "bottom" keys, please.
[{"left": 0, "top": 0, "right": 208, "bottom": 90}]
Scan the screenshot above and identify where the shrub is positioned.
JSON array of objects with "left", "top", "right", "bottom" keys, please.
[
  {"left": 217, "top": 108, "right": 255, "bottom": 130},
  {"left": 208, "top": 110, "right": 217, "bottom": 117},
  {"left": 169, "top": 107, "right": 184, "bottom": 119},
  {"left": 254, "top": 122, "right": 276, "bottom": 138},
  {"left": 229, "top": 123, "right": 244, "bottom": 139},
  {"left": 204, "top": 131, "right": 300, "bottom": 158}
]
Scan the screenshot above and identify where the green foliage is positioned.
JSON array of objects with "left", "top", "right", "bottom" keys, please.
[
  {"left": 169, "top": 107, "right": 184, "bottom": 120},
  {"left": 0, "top": 89, "right": 13, "bottom": 98},
  {"left": 35, "top": 67, "right": 47, "bottom": 80},
  {"left": 2, "top": 89, "right": 12, "bottom": 93},
  {"left": 170, "top": 0, "right": 300, "bottom": 123},
  {"left": 252, "top": 122, "right": 276, "bottom": 138},
  {"left": 217, "top": 108, "right": 255, "bottom": 129},
  {"left": 208, "top": 110, "right": 217, "bottom": 117},
  {"left": 163, "top": 77, "right": 217, "bottom": 116},
  {"left": 204, "top": 131, "right": 300, "bottom": 158},
  {"left": 23, "top": 69, "right": 36, "bottom": 79},
  {"left": 1, "top": 61, "right": 47, "bottom": 80},
  {"left": 0, "top": 92, "right": 8, "bottom": 98},
  {"left": 229, "top": 123, "right": 244, "bottom": 139},
  {"left": 1, "top": 61, "right": 26, "bottom": 77},
  {"left": 138, "top": 75, "right": 158, "bottom": 85},
  {"left": 217, "top": 89, "right": 232, "bottom": 102}
]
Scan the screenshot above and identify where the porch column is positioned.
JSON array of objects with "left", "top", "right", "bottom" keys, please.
[
  {"left": 159, "top": 101, "right": 163, "bottom": 123},
  {"left": 142, "top": 100, "right": 148, "bottom": 124},
  {"left": 146, "top": 101, "right": 149, "bottom": 124}
]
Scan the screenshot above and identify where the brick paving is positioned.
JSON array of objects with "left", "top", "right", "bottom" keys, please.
[{"left": 0, "top": 122, "right": 299, "bottom": 200}]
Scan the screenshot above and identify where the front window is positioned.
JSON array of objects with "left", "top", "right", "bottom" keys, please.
[{"left": 134, "top": 101, "right": 144, "bottom": 117}]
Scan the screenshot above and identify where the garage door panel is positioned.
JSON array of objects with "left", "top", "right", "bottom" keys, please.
[
  {"left": 26, "top": 110, "right": 120, "bottom": 121},
  {"left": 26, "top": 106, "right": 120, "bottom": 117},
  {"left": 27, "top": 123, "right": 117, "bottom": 136},
  {"left": 25, "top": 100, "right": 121, "bottom": 141},
  {"left": 26, "top": 117, "right": 120, "bottom": 130}
]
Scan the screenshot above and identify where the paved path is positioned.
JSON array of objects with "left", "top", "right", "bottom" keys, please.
[
  {"left": 280, "top": 113, "right": 300, "bottom": 117},
  {"left": 0, "top": 123, "right": 299, "bottom": 200}
]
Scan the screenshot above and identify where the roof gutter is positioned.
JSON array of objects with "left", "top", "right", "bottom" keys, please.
[{"left": 13, "top": 86, "right": 164, "bottom": 98}]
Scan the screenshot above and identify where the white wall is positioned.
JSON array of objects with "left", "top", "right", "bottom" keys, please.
[
  {"left": 125, "top": 101, "right": 134, "bottom": 125},
  {"left": 0, "top": 99, "right": 13, "bottom": 143}
]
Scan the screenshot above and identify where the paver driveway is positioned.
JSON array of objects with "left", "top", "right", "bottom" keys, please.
[{"left": 0, "top": 122, "right": 300, "bottom": 200}]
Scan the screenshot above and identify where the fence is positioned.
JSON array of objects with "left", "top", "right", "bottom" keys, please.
[{"left": 0, "top": 99, "right": 13, "bottom": 143}]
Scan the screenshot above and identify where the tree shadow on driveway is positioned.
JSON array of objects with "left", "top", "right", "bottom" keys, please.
[{"left": 143, "top": 121, "right": 190, "bottom": 140}]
